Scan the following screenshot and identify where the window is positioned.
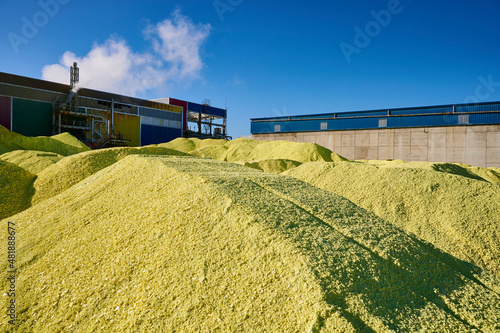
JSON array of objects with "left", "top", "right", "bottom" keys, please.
[
  {"left": 378, "top": 118, "right": 387, "bottom": 128},
  {"left": 320, "top": 122, "right": 327, "bottom": 130},
  {"left": 97, "top": 100, "right": 111, "bottom": 108},
  {"left": 458, "top": 114, "right": 469, "bottom": 124},
  {"left": 274, "top": 124, "right": 281, "bottom": 132}
]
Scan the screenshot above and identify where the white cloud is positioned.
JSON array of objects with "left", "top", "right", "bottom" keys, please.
[
  {"left": 147, "top": 9, "right": 211, "bottom": 79},
  {"left": 42, "top": 10, "right": 211, "bottom": 97}
]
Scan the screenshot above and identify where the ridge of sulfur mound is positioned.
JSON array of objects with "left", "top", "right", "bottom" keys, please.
[
  {"left": 157, "top": 137, "right": 200, "bottom": 153},
  {"left": 0, "top": 125, "right": 90, "bottom": 156},
  {"left": 0, "top": 150, "right": 63, "bottom": 174},
  {"left": 284, "top": 161, "right": 500, "bottom": 275},
  {"left": 223, "top": 139, "right": 347, "bottom": 164},
  {"left": 32, "top": 146, "right": 189, "bottom": 205},
  {"left": 1, "top": 155, "right": 499, "bottom": 332},
  {"left": 174, "top": 138, "right": 348, "bottom": 164},
  {"left": 189, "top": 144, "right": 229, "bottom": 160},
  {"left": 363, "top": 159, "right": 500, "bottom": 185},
  {"left": 239, "top": 159, "right": 303, "bottom": 174},
  {"left": 50, "top": 132, "right": 91, "bottom": 151}
]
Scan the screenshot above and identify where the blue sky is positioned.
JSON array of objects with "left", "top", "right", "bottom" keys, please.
[{"left": 1, "top": 0, "right": 500, "bottom": 138}]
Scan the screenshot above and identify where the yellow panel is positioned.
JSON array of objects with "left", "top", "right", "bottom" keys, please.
[
  {"left": 113, "top": 113, "right": 141, "bottom": 147},
  {"left": 145, "top": 101, "right": 182, "bottom": 113}
]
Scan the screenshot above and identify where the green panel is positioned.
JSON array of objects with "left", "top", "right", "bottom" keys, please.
[{"left": 12, "top": 98, "right": 53, "bottom": 136}]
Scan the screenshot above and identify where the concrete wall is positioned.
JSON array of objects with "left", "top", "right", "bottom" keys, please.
[{"left": 252, "top": 125, "right": 500, "bottom": 168}]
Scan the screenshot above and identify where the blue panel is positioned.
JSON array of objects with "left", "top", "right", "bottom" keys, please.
[
  {"left": 187, "top": 102, "right": 226, "bottom": 118},
  {"left": 140, "top": 124, "right": 181, "bottom": 145},
  {"left": 251, "top": 112, "right": 500, "bottom": 134},
  {"left": 209, "top": 106, "right": 226, "bottom": 118},
  {"left": 390, "top": 106, "right": 453, "bottom": 116},
  {"left": 251, "top": 100, "right": 500, "bottom": 134},
  {"left": 455, "top": 103, "right": 500, "bottom": 113},
  {"left": 187, "top": 102, "right": 202, "bottom": 113}
]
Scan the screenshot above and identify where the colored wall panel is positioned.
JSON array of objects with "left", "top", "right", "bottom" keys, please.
[
  {"left": 188, "top": 102, "right": 226, "bottom": 118},
  {"left": 0, "top": 96, "right": 11, "bottom": 130},
  {"left": 114, "top": 113, "right": 141, "bottom": 147},
  {"left": 138, "top": 107, "right": 182, "bottom": 121},
  {"left": 251, "top": 112, "right": 500, "bottom": 134},
  {"left": 168, "top": 98, "right": 188, "bottom": 132},
  {"left": 12, "top": 98, "right": 52, "bottom": 136},
  {"left": 141, "top": 116, "right": 181, "bottom": 129},
  {"left": 141, "top": 124, "right": 182, "bottom": 146}
]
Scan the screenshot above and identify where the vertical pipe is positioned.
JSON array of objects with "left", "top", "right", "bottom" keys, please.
[
  {"left": 223, "top": 107, "right": 227, "bottom": 136},
  {"left": 52, "top": 105, "right": 55, "bottom": 131},
  {"left": 209, "top": 115, "right": 213, "bottom": 136},
  {"left": 198, "top": 111, "right": 202, "bottom": 134},
  {"left": 10, "top": 97, "right": 13, "bottom": 131},
  {"left": 111, "top": 98, "right": 114, "bottom": 136}
]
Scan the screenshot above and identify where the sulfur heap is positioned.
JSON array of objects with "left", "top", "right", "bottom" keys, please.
[
  {"left": 284, "top": 160, "right": 500, "bottom": 275},
  {"left": 0, "top": 150, "right": 63, "bottom": 175},
  {"left": 1, "top": 129, "right": 500, "bottom": 332},
  {"left": 161, "top": 137, "right": 347, "bottom": 163},
  {"left": 0, "top": 125, "right": 90, "bottom": 156}
]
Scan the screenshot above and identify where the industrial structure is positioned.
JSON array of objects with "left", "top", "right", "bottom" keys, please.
[
  {"left": 251, "top": 102, "right": 500, "bottom": 168},
  {"left": 0, "top": 66, "right": 229, "bottom": 149}
]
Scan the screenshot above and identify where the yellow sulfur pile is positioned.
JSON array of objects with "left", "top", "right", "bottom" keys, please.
[
  {"left": 360, "top": 159, "right": 500, "bottom": 185},
  {"left": 284, "top": 161, "right": 500, "bottom": 275},
  {"left": 1, "top": 133, "right": 500, "bottom": 332},
  {"left": 0, "top": 126, "right": 90, "bottom": 156},
  {"left": 0, "top": 160, "right": 36, "bottom": 220},
  {"left": 32, "top": 146, "right": 189, "bottom": 204},
  {"left": 2, "top": 155, "right": 500, "bottom": 332},
  {"left": 161, "top": 137, "right": 348, "bottom": 164},
  {"left": 0, "top": 150, "right": 63, "bottom": 175}
]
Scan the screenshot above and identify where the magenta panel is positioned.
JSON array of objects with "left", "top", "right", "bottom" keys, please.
[
  {"left": 0, "top": 96, "right": 11, "bottom": 130},
  {"left": 168, "top": 98, "right": 188, "bottom": 132}
]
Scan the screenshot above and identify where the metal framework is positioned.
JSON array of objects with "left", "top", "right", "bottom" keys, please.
[{"left": 187, "top": 99, "right": 230, "bottom": 139}]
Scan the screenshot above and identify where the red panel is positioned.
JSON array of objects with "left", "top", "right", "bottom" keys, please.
[
  {"left": 0, "top": 96, "right": 11, "bottom": 130},
  {"left": 168, "top": 98, "right": 188, "bottom": 133}
]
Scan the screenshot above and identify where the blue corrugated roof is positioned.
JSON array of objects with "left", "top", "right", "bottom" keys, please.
[{"left": 250, "top": 101, "right": 500, "bottom": 134}]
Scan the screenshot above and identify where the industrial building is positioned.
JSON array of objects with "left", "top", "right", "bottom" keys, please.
[
  {"left": 251, "top": 102, "right": 500, "bottom": 168},
  {"left": 0, "top": 66, "right": 229, "bottom": 148}
]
